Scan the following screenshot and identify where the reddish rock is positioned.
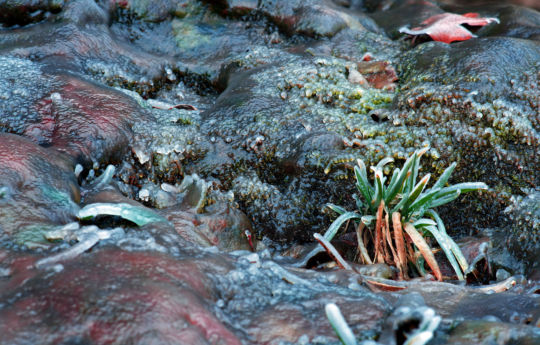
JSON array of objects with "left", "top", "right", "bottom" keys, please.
[
  {"left": 0, "top": 133, "right": 79, "bottom": 242},
  {"left": 0, "top": 0, "right": 64, "bottom": 27},
  {"left": 162, "top": 202, "right": 254, "bottom": 251},
  {"left": 25, "top": 74, "right": 147, "bottom": 165},
  {"left": 3, "top": 0, "right": 171, "bottom": 82},
  {"left": 0, "top": 57, "right": 150, "bottom": 166},
  {"left": 0, "top": 248, "right": 241, "bottom": 345},
  {"left": 357, "top": 60, "right": 398, "bottom": 90},
  {"left": 245, "top": 292, "right": 386, "bottom": 344}
]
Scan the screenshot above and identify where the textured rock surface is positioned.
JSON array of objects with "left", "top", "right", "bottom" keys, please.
[
  {"left": 0, "top": 133, "right": 79, "bottom": 244},
  {"left": 0, "top": 248, "right": 244, "bottom": 345},
  {"left": 0, "top": 0, "right": 539, "bottom": 343},
  {"left": 0, "top": 54, "right": 150, "bottom": 166}
]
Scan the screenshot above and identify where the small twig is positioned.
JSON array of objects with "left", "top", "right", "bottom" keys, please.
[
  {"left": 364, "top": 276, "right": 408, "bottom": 291},
  {"left": 472, "top": 276, "right": 517, "bottom": 293},
  {"left": 344, "top": 219, "right": 350, "bottom": 232}
]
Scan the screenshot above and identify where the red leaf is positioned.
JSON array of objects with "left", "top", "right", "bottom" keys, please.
[
  {"left": 399, "top": 12, "right": 499, "bottom": 44},
  {"left": 356, "top": 61, "right": 398, "bottom": 90}
]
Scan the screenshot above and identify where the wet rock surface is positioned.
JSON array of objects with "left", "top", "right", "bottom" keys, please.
[
  {"left": 0, "top": 133, "right": 79, "bottom": 243},
  {"left": 0, "top": 0, "right": 65, "bottom": 27},
  {"left": 0, "top": 0, "right": 539, "bottom": 344}
]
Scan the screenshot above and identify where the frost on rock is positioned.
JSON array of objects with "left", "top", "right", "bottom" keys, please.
[
  {"left": 177, "top": 174, "right": 208, "bottom": 212},
  {"left": 212, "top": 252, "right": 390, "bottom": 344},
  {"left": 504, "top": 188, "right": 540, "bottom": 272},
  {"left": 36, "top": 225, "right": 122, "bottom": 269},
  {"left": 135, "top": 174, "right": 209, "bottom": 210}
]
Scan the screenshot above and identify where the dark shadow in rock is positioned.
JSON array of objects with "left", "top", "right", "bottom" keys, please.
[
  {"left": 110, "top": 0, "right": 284, "bottom": 85},
  {"left": 281, "top": 131, "right": 345, "bottom": 174},
  {"left": 0, "top": 0, "right": 64, "bottom": 28},
  {"left": 369, "top": 0, "right": 444, "bottom": 38}
]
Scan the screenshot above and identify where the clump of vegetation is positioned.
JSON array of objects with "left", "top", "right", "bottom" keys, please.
[{"left": 324, "top": 148, "right": 487, "bottom": 281}]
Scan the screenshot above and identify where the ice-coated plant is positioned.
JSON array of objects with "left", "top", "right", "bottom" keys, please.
[
  {"left": 78, "top": 202, "right": 168, "bottom": 226},
  {"left": 324, "top": 148, "right": 487, "bottom": 281},
  {"left": 326, "top": 303, "right": 441, "bottom": 345},
  {"left": 0, "top": 186, "right": 7, "bottom": 199},
  {"left": 77, "top": 165, "right": 168, "bottom": 227},
  {"left": 325, "top": 303, "right": 357, "bottom": 345}
]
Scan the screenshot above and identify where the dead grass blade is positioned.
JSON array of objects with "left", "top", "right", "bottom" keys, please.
[
  {"left": 392, "top": 212, "right": 408, "bottom": 280},
  {"left": 384, "top": 210, "right": 397, "bottom": 265},
  {"left": 314, "top": 233, "right": 353, "bottom": 271},
  {"left": 403, "top": 222, "right": 442, "bottom": 281},
  {"left": 374, "top": 201, "right": 385, "bottom": 263},
  {"left": 356, "top": 222, "right": 372, "bottom": 264},
  {"left": 472, "top": 276, "right": 517, "bottom": 293},
  {"left": 364, "top": 276, "right": 408, "bottom": 291}
]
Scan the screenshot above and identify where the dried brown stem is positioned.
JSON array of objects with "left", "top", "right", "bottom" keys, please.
[
  {"left": 392, "top": 212, "right": 408, "bottom": 280},
  {"left": 384, "top": 210, "right": 397, "bottom": 265},
  {"left": 403, "top": 222, "right": 442, "bottom": 281},
  {"left": 374, "top": 201, "right": 385, "bottom": 263},
  {"left": 356, "top": 222, "right": 372, "bottom": 264},
  {"left": 313, "top": 233, "right": 353, "bottom": 271}
]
